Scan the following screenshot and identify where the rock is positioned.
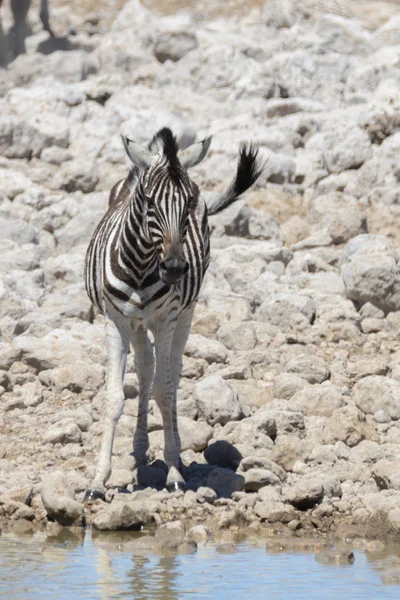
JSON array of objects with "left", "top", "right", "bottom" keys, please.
[
  {"left": 153, "top": 32, "right": 198, "bottom": 63},
  {"left": 210, "top": 201, "right": 283, "bottom": 245},
  {"left": 106, "top": 469, "right": 133, "bottom": 489},
  {"left": 43, "top": 419, "right": 82, "bottom": 445},
  {"left": 321, "top": 406, "right": 371, "bottom": 448},
  {"left": 273, "top": 373, "right": 311, "bottom": 400},
  {"left": 196, "top": 486, "right": 217, "bottom": 504},
  {"left": 307, "top": 123, "right": 372, "bottom": 173},
  {"left": 194, "top": 375, "right": 243, "bottom": 426},
  {"left": 93, "top": 501, "right": 153, "bottom": 531},
  {"left": 217, "top": 321, "right": 257, "bottom": 351},
  {"left": 372, "top": 460, "right": 400, "bottom": 491},
  {"left": 206, "top": 467, "right": 245, "bottom": 498},
  {"left": 271, "top": 435, "right": 310, "bottom": 471},
  {"left": 39, "top": 363, "right": 105, "bottom": 394},
  {"left": 178, "top": 416, "right": 213, "bottom": 452},
  {"left": 186, "top": 524, "right": 211, "bottom": 545},
  {"left": 185, "top": 334, "right": 228, "bottom": 364},
  {"left": 285, "top": 477, "right": 324, "bottom": 510},
  {"left": 350, "top": 440, "right": 382, "bottom": 464},
  {"left": 244, "top": 469, "right": 281, "bottom": 491},
  {"left": 157, "top": 520, "right": 185, "bottom": 540},
  {"left": 0, "top": 115, "right": 69, "bottom": 159},
  {"left": 136, "top": 466, "right": 167, "bottom": 490},
  {"left": 257, "top": 293, "right": 316, "bottom": 331},
  {"left": 291, "top": 384, "right": 346, "bottom": 417},
  {"left": 53, "top": 409, "right": 93, "bottom": 432},
  {"left": 204, "top": 440, "right": 243, "bottom": 469},
  {"left": 353, "top": 376, "right": 400, "bottom": 421},
  {"left": 41, "top": 471, "right": 84, "bottom": 527},
  {"left": 0, "top": 486, "right": 33, "bottom": 506},
  {"left": 285, "top": 355, "right": 330, "bottom": 384},
  {"left": 52, "top": 161, "right": 99, "bottom": 194},
  {"left": 254, "top": 500, "right": 295, "bottom": 523},
  {"left": 0, "top": 214, "right": 38, "bottom": 245},
  {"left": 341, "top": 235, "right": 400, "bottom": 314},
  {"left": 239, "top": 457, "right": 286, "bottom": 482},
  {"left": 315, "top": 549, "right": 355, "bottom": 565}
]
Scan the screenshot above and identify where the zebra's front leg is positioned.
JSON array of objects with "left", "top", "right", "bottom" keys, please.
[
  {"left": 131, "top": 327, "right": 154, "bottom": 469},
  {"left": 153, "top": 322, "right": 186, "bottom": 492},
  {"left": 170, "top": 308, "right": 195, "bottom": 454},
  {"left": 84, "top": 315, "right": 130, "bottom": 502}
]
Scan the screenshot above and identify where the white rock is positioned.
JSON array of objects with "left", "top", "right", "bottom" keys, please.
[{"left": 194, "top": 375, "right": 243, "bottom": 426}]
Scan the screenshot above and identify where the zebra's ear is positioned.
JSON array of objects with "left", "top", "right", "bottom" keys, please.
[
  {"left": 179, "top": 136, "right": 212, "bottom": 169},
  {"left": 121, "top": 135, "right": 153, "bottom": 170}
]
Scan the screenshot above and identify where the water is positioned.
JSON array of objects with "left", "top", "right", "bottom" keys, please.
[{"left": 0, "top": 530, "right": 399, "bottom": 600}]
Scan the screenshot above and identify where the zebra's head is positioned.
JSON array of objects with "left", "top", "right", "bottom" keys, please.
[{"left": 121, "top": 128, "right": 212, "bottom": 285}]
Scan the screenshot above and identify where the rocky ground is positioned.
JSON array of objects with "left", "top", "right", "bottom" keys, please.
[{"left": 1, "top": 0, "right": 400, "bottom": 547}]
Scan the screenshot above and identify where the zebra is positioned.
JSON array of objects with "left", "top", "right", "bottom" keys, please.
[{"left": 84, "top": 127, "right": 263, "bottom": 501}]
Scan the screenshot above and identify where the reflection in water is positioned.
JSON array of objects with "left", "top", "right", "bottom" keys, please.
[{"left": 1, "top": 531, "right": 400, "bottom": 600}]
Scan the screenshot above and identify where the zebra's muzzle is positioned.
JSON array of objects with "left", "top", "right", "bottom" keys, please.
[{"left": 159, "top": 256, "right": 189, "bottom": 285}]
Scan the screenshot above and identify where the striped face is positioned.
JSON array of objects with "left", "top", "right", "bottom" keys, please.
[{"left": 143, "top": 160, "right": 193, "bottom": 285}]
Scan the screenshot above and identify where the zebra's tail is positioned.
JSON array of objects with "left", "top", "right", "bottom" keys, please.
[{"left": 206, "top": 143, "right": 265, "bottom": 216}]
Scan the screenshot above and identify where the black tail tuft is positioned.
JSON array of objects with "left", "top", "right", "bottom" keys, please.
[
  {"left": 234, "top": 143, "right": 264, "bottom": 197},
  {"left": 207, "top": 143, "right": 264, "bottom": 216}
]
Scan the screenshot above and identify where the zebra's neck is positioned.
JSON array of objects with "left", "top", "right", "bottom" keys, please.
[{"left": 115, "top": 183, "right": 159, "bottom": 290}]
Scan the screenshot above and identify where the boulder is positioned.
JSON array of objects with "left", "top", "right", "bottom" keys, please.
[
  {"left": 353, "top": 376, "right": 400, "bottom": 421},
  {"left": 206, "top": 467, "right": 245, "bottom": 498},
  {"left": 41, "top": 471, "right": 84, "bottom": 526},
  {"left": 204, "top": 440, "right": 243, "bottom": 469},
  {"left": 341, "top": 235, "right": 400, "bottom": 313},
  {"left": 285, "top": 477, "right": 324, "bottom": 510},
  {"left": 194, "top": 375, "right": 243, "bottom": 426},
  {"left": 93, "top": 501, "right": 153, "bottom": 531}
]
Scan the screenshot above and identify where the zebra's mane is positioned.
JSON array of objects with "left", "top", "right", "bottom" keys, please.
[{"left": 148, "top": 128, "right": 182, "bottom": 182}]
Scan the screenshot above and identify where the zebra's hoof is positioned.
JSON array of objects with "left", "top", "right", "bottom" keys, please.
[
  {"left": 166, "top": 480, "right": 186, "bottom": 493},
  {"left": 83, "top": 488, "right": 106, "bottom": 504}
]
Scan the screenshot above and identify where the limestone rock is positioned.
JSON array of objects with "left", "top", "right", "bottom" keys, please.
[
  {"left": 285, "top": 477, "right": 324, "bottom": 510},
  {"left": 186, "top": 524, "right": 212, "bottom": 545},
  {"left": 353, "top": 376, "right": 400, "bottom": 421},
  {"left": 185, "top": 334, "right": 228, "bottom": 364},
  {"left": 93, "top": 501, "right": 153, "bottom": 531},
  {"left": 43, "top": 419, "right": 82, "bottom": 445},
  {"left": 194, "top": 375, "right": 243, "bottom": 426},
  {"left": 244, "top": 469, "right": 281, "bottom": 491},
  {"left": 178, "top": 416, "right": 213, "bottom": 452},
  {"left": 41, "top": 471, "right": 84, "bottom": 526},
  {"left": 341, "top": 235, "right": 400, "bottom": 313}
]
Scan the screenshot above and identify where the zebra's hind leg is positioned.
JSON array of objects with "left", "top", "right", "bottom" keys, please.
[
  {"left": 153, "top": 320, "right": 186, "bottom": 493},
  {"left": 84, "top": 315, "right": 130, "bottom": 503},
  {"left": 131, "top": 326, "right": 154, "bottom": 470}
]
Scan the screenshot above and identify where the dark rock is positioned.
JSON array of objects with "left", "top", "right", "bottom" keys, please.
[
  {"left": 206, "top": 467, "right": 245, "bottom": 498},
  {"left": 204, "top": 440, "right": 243, "bottom": 469},
  {"left": 137, "top": 466, "right": 167, "bottom": 491}
]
